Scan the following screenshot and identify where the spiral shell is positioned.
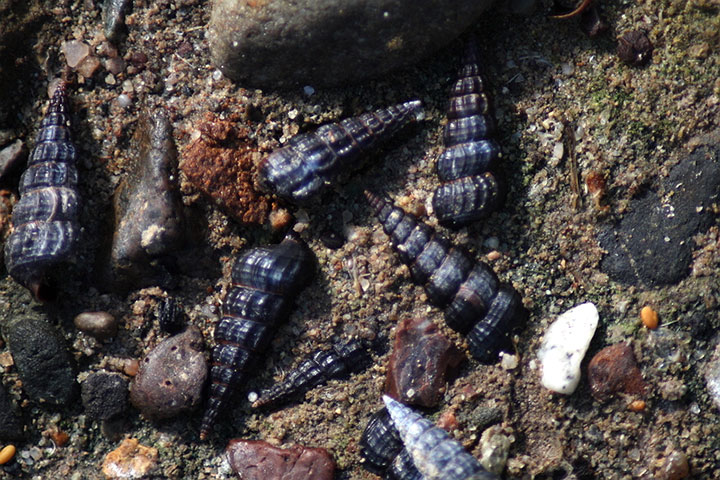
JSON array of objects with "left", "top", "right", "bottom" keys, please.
[
  {"left": 359, "top": 407, "right": 422, "bottom": 480},
  {"left": 258, "top": 100, "right": 423, "bottom": 203},
  {"left": 4, "top": 82, "right": 79, "bottom": 301},
  {"left": 253, "top": 339, "right": 368, "bottom": 408},
  {"left": 200, "top": 233, "right": 315, "bottom": 439},
  {"left": 384, "top": 395, "right": 499, "bottom": 480},
  {"left": 431, "top": 41, "right": 503, "bottom": 228},
  {"left": 366, "top": 192, "right": 526, "bottom": 362}
]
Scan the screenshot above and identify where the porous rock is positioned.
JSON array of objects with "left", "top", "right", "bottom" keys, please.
[
  {"left": 110, "top": 111, "right": 184, "bottom": 290},
  {"left": 587, "top": 342, "right": 647, "bottom": 400},
  {"left": 226, "top": 439, "right": 335, "bottom": 480},
  {"left": 129, "top": 326, "right": 207, "bottom": 420},
  {"left": 4, "top": 315, "right": 76, "bottom": 405},
  {"left": 101, "top": 438, "right": 158, "bottom": 479},
  {"left": 81, "top": 372, "right": 129, "bottom": 421},
  {"left": 209, "top": 0, "right": 496, "bottom": 88},
  {"left": 0, "top": 382, "right": 24, "bottom": 441},
  {"left": 385, "top": 316, "right": 464, "bottom": 407},
  {"left": 537, "top": 302, "right": 598, "bottom": 395}
]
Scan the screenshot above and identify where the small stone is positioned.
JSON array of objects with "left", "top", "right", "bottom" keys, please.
[
  {"left": 129, "top": 327, "right": 207, "bottom": 420},
  {"left": 74, "top": 312, "right": 118, "bottom": 341},
  {"left": 104, "top": 0, "right": 132, "bottom": 42},
  {"left": 109, "top": 111, "right": 185, "bottom": 290},
  {"left": 640, "top": 306, "right": 659, "bottom": 329},
  {"left": 226, "top": 439, "right": 335, "bottom": 480},
  {"left": 0, "top": 383, "right": 24, "bottom": 441},
  {"left": 101, "top": 438, "right": 158, "bottom": 479},
  {"left": 0, "top": 139, "right": 27, "bottom": 184},
  {"left": 479, "top": 425, "right": 514, "bottom": 475},
  {"left": 62, "top": 40, "right": 91, "bottom": 68},
  {"left": 0, "top": 445, "right": 15, "bottom": 465},
  {"left": 81, "top": 372, "right": 129, "bottom": 421},
  {"left": 105, "top": 57, "right": 125, "bottom": 75},
  {"left": 269, "top": 208, "right": 293, "bottom": 232},
  {"left": 704, "top": 341, "right": 720, "bottom": 410},
  {"left": 659, "top": 450, "right": 690, "bottom": 480},
  {"left": 537, "top": 302, "right": 599, "bottom": 394},
  {"left": 617, "top": 30, "right": 653, "bottom": 66},
  {"left": 587, "top": 342, "right": 647, "bottom": 400},
  {"left": 385, "top": 317, "right": 465, "bottom": 407},
  {"left": 76, "top": 55, "right": 102, "bottom": 78},
  {"left": 4, "top": 315, "right": 77, "bottom": 405}
]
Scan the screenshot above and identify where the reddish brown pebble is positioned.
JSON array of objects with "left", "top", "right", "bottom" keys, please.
[
  {"left": 436, "top": 409, "right": 459, "bottom": 431},
  {"left": 180, "top": 112, "right": 270, "bottom": 225},
  {"left": 588, "top": 342, "right": 647, "bottom": 400},
  {"left": 269, "top": 208, "right": 293, "bottom": 231},
  {"left": 617, "top": 30, "right": 653, "bottom": 66},
  {"left": 129, "top": 327, "right": 207, "bottom": 420},
  {"left": 640, "top": 306, "right": 659, "bottom": 329},
  {"left": 123, "top": 359, "right": 140, "bottom": 377},
  {"left": 385, "top": 317, "right": 465, "bottom": 407},
  {"left": 48, "top": 429, "right": 70, "bottom": 447},
  {"left": 628, "top": 399, "right": 646, "bottom": 412},
  {"left": 226, "top": 439, "right": 335, "bottom": 480},
  {"left": 659, "top": 450, "right": 690, "bottom": 480}
]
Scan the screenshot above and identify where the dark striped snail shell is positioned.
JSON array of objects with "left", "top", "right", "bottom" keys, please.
[
  {"left": 359, "top": 407, "right": 422, "bottom": 480},
  {"left": 365, "top": 192, "right": 526, "bottom": 363},
  {"left": 4, "top": 82, "right": 80, "bottom": 301},
  {"left": 252, "top": 338, "right": 368, "bottom": 409},
  {"left": 257, "top": 100, "right": 423, "bottom": 203},
  {"left": 199, "top": 233, "right": 315, "bottom": 439},
  {"left": 431, "top": 40, "right": 503, "bottom": 228},
  {"left": 384, "top": 395, "right": 499, "bottom": 480}
]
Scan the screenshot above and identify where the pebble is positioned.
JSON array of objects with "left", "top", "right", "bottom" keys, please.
[
  {"left": 3, "top": 315, "right": 76, "bottom": 405},
  {"left": 658, "top": 450, "right": 690, "bottom": 480},
  {"left": 537, "top": 302, "right": 598, "bottom": 394},
  {"left": 129, "top": 327, "right": 207, "bottom": 419},
  {"left": 109, "top": 111, "right": 184, "bottom": 290},
  {"left": 101, "top": 438, "right": 158, "bottom": 479},
  {"left": 385, "top": 317, "right": 465, "bottom": 407},
  {"left": 208, "top": 0, "right": 495, "bottom": 88},
  {"left": 74, "top": 312, "right": 118, "bottom": 341},
  {"left": 587, "top": 342, "right": 647, "bottom": 400},
  {"left": 598, "top": 144, "right": 720, "bottom": 286},
  {"left": 61, "top": 40, "right": 91, "bottom": 68},
  {"left": 0, "top": 383, "right": 23, "bottom": 441},
  {"left": 103, "top": 0, "right": 132, "bottom": 42},
  {"left": 0, "top": 139, "right": 27, "bottom": 184},
  {"left": 479, "top": 425, "right": 514, "bottom": 475},
  {"left": 81, "top": 373, "right": 129, "bottom": 421},
  {"left": 705, "top": 341, "right": 720, "bottom": 410},
  {"left": 617, "top": 30, "right": 653, "bottom": 66},
  {"left": 640, "top": 306, "right": 659, "bottom": 329},
  {"left": 226, "top": 439, "right": 335, "bottom": 480},
  {"left": 0, "top": 445, "right": 15, "bottom": 465}
]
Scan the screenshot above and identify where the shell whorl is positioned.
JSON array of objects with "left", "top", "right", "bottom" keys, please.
[
  {"left": 359, "top": 407, "right": 423, "bottom": 480},
  {"left": 200, "top": 233, "right": 315, "bottom": 439},
  {"left": 258, "top": 100, "right": 423, "bottom": 203},
  {"left": 431, "top": 41, "right": 503, "bottom": 228},
  {"left": 366, "top": 192, "right": 526, "bottom": 362},
  {"left": 4, "top": 82, "right": 80, "bottom": 301},
  {"left": 383, "top": 396, "right": 499, "bottom": 480}
]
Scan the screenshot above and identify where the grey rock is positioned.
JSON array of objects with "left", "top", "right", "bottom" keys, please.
[
  {"left": 209, "top": 0, "right": 496, "bottom": 89},
  {"left": 599, "top": 144, "right": 720, "bottom": 286},
  {"left": 129, "top": 327, "right": 207, "bottom": 420},
  {"left": 109, "top": 110, "right": 184, "bottom": 290},
  {"left": 0, "top": 382, "right": 24, "bottom": 441},
  {"left": 74, "top": 311, "right": 118, "bottom": 341},
  {"left": 4, "top": 315, "right": 76, "bottom": 405},
  {"left": 0, "top": 139, "right": 26, "bottom": 184},
  {"left": 81, "top": 372, "right": 129, "bottom": 420},
  {"left": 103, "top": 0, "right": 132, "bottom": 43}
]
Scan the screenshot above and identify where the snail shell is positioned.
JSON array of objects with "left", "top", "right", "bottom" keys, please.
[
  {"left": 366, "top": 192, "right": 526, "bottom": 362},
  {"left": 4, "top": 82, "right": 79, "bottom": 301},
  {"left": 199, "top": 233, "right": 315, "bottom": 439},
  {"left": 258, "top": 100, "right": 423, "bottom": 203},
  {"left": 359, "top": 407, "right": 423, "bottom": 480}
]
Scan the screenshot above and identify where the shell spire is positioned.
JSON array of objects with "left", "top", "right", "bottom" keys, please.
[
  {"left": 383, "top": 396, "right": 499, "bottom": 480},
  {"left": 258, "top": 100, "right": 423, "bottom": 203},
  {"left": 4, "top": 81, "right": 80, "bottom": 301},
  {"left": 359, "top": 407, "right": 423, "bottom": 480},
  {"left": 199, "top": 233, "right": 315, "bottom": 439}
]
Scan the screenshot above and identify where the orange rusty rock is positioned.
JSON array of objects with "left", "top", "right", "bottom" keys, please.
[
  {"left": 123, "top": 359, "right": 140, "bottom": 377},
  {"left": 181, "top": 112, "right": 270, "bottom": 225},
  {"left": 102, "top": 438, "right": 158, "bottom": 479},
  {"left": 628, "top": 399, "right": 646, "bottom": 412},
  {"left": 641, "top": 305, "right": 659, "bottom": 329},
  {"left": 0, "top": 445, "right": 15, "bottom": 465},
  {"left": 588, "top": 342, "right": 647, "bottom": 400}
]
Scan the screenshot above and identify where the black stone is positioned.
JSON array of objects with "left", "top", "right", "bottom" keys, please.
[
  {"left": 0, "top": 383, "right": 24, "bottom": 441},
  {"left": 599, "top": 145, "right": 720, "bottom": 286},
  {"left": 81, "top": 372, "right": 129, "bottom": 421}
]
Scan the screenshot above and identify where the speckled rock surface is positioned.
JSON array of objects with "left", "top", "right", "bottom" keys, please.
[
  {"left": 209, "top": 0, "right": 496, "bottom": 88},
  {"left": 226, "top": 439, "right": 336, "bottom": 480},
  {"left": 81, "top": 372, "right": 129, "bottom": 421},
  {"left": 0, "top": 383, "right": 24, "bottom": 441},
  {"left": 587, "top": 342, "right": 647, "bottom": 401}
]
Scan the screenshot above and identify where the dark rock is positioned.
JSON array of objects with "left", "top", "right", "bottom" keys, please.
[
  {"left": 587, "top": 343, "right": 647, "bottom": 400},
  {"left": 4, "top": 315, "right": 76, "bottom": 405},
  {"left": 129, "top": 327, "right": 207, "bottom": 420},
  {"left": 599, "top": 145, "right": 720, "bottom": 286},
  {"left": 103, "top": 0, "right": 132, "bottom": 43},
  {"left": 659, "top": 451, "right": 690, "bottom": 480},
  {"left": 226, "top": 439, "right": 335, "bottom": 480},
  {"left": 385, "top": 317, "right": 465, "bottom": 407},
  {"left": 617, "top": 30, "right": 653, "bottom": 66},
  {"left": 208, "top": 0, "right": 495, "bottom": 89},
  {"left": 0, "top": 383, "right": 24, "bottom": 441},
  {"left": 109, "top": 111, "right": 184, "bottom": 290},
  {"left": 74, "top": 311, "right": 118, "bottom": 341},
  {"left": 0, "top": 139, "right": 26, "bottom": 185},
  {"left": 157, "top": 297, "right": 184, "bottom": 334},
  {"left": 81, "top": 372, "right": 129, "bottom": 421}
]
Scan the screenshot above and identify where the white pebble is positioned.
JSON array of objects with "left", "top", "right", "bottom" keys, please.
[{"left": 537, "top": 302, "right": 598, "bottom": 394}]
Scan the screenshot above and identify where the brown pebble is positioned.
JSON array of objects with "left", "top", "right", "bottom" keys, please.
[
  {"left": 628, "top": 399, "right": 646, "bottom": 412},
  {"left": 123, "top": 359, "right": 140, "bottom": 377},
  {"left": 74, "top": 311, "right": 118, "bottom": 341},
  {"left": 660, "top": 450, "right": 690, "bottom": 480},
  {"left": 385, "top": 317, "right": 465, "bottom": 407},
  {"left": 76, "top": 55, "right": 102, "bottom": 78},
  {"left": 436, "top": 409, "right": 459, "bottom": 431},
  {"left": 617, "top": 30, "right": 653, "bottom": 66},
  {"left": 640, "top": 305, "right": 659, "bottom": 329},
  {"left": 588, "top": 342, "right": 647, "bottom": 400},
  {"left": 46, "top": 428, "right": 70, "bottom": 447},
  {"left": 129, "top": 327, "right": 207, "bottom": 420},
  {"left": 269, "top": 208, "right": 293, "bottom": 231},
  {"left": 226, "top": 439, "right": 335, "bottom": 480},
  {"left": 101, "top": 438, "right": 158, "bottom": 479}
]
